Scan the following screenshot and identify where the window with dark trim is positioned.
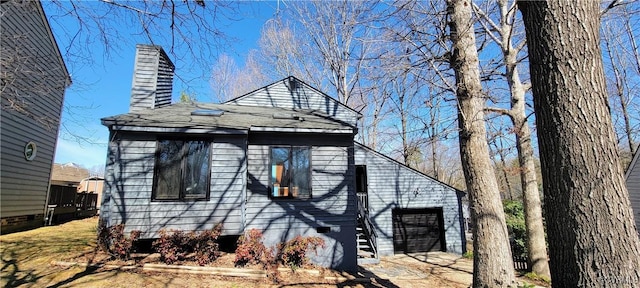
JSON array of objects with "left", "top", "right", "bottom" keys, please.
[
  {"left": 270, "top": 146, "right": 311, "bottom": 199},
  {"left": 152, "top": 139, "right": 211, "bottom": 201}
]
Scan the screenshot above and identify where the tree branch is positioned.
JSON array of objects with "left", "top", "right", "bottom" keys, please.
[
  {"left": 485, "top": 106, "right": 513, "bottom": 119},
  {"left": 472, "top": 3, "right": 503, "bottom": 47},
  {"left": 601, "top": 0, "right": 626, "bottom": 16}
]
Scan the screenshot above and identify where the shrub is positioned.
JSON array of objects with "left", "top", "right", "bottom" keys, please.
[
  {"left": 503, "top": 200, "right": 528, "bottom": 258},
  {"left": 153, "top": 229, "right": 186, "bottom": 264},
  {"left": 462, "top": 251, "right": 473, "bottom": 259},
  {"left": 193, "top": 224, "right": 223, "bottom": 265},
  {"left": 234, "top": 229, "right": 269, "bottom": 267},
  {"left": 152, "top": 224, "right": 223, "bottom": 265},
  {"left": 97, "top": 223, "right": 141, "bottom": 260},
  {"left": 264, "top": 247, "right": 280, "bottom": 283},
  {"left": 276, "top": 236, "right": 325, "bottom": 268}
]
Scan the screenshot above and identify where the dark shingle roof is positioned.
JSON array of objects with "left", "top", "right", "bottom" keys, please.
[{"left": 101, "top": 102, "right": 355, "bottom": 134}]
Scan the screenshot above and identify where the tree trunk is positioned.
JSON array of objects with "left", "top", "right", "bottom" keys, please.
[
  {"left": 512, "top": 112, "right": 549, "bottom": 278},
  {"left": 448, "top": 0, "right": 515, "bottom": 286},
  {"left": 520, "top": 1, "right": 640, "bottom": 286},
  {"left": 502, "top": 21, "right": 550, "bottom": 277},
  {"left": 431, "top": 134, "right": 440, "bottom": 181}
]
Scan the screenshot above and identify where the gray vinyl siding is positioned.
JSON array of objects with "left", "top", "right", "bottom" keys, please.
[
  {"left": 245, "top": 133, "right": 357, "bottom": 271},
  {"left": 355, "top": 143, "right": 466, "bottom": 255},
  {"left": 0, "top": 1, "right": 69, "bottom": 222},
  {"left": 227, "top": 77, "right": 360, "bottom": 127},
  {"left": 100, "top": 132, "right": 246, "bottom": 237},
  {"left": 626, "top": 150, "right": 640, "bottom": 235},
  {"left": 129, "top": 45, "right": 174, "bottom": 112}
]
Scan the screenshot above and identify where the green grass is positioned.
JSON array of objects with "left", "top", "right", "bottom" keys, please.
[
  {"left": 524, "top": 271, "right": 551, "bottom": 284},
  {"left": 1, "top": 218, "right": 101, "bottom": 287}
]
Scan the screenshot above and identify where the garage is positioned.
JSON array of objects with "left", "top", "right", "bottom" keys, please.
[{"left": 392, "top": 208, "right": 446, "bottom": 253}]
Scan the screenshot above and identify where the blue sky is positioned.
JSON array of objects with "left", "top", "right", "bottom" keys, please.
[{"left": 45, "top": 1, "right": 279, "bottom": 169}]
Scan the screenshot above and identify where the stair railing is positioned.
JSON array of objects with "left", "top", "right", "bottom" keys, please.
[{"left": 357, "top": 192, "right": 377, "bottom": 258}]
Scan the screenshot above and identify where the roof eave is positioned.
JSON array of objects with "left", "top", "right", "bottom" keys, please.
[
  {"left": 249, "top": 126, "right": 355, "bottom": 134},
  {"left": 103, "top": 122, "right": 248, "bottom": 135}
]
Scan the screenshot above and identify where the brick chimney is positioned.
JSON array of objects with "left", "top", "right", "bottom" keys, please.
[{"left": 129, "top": 44, "right": 174, "bottom": 112}]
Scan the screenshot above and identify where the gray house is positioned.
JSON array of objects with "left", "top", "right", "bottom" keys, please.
[
  {"left": 1, "top": 0, "right": 71, "bottom": 233},
  {"left": 626, "top": 147, "right": 640, "bottom": 235},
  {"left": 100, "top": 44, "right": 465, "bottom": 271}
]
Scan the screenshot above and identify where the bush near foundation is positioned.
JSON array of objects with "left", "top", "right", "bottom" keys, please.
[
  {"left": 234, "top": 228, "right": 270, "bottom": 267},
  {"left": 277, "top": 235, "right": 325, "bottom": 268},
  {"left": 97, "top": 223, "right": 141, "bottom": 260},
  {"left": 152, "top": 223, "right": 223, "bottom": 265}
]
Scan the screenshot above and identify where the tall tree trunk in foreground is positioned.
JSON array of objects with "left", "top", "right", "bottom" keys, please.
[
  {"left": 512, "top": 108, "right": 550, "bottom": 278},
  {"left": 448, "top": 0, "right": 515, "bottom": 286},
  {"left": 520, "top": 1, "right": 640, "bottom": 286},
  {"left": 474, "top": 0, "right": 550, "bottom": 276},
  {"left": 495, "top": 0, "right": 550, "bottom": 277}
]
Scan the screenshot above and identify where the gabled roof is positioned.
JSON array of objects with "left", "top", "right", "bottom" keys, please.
[
  {"left": 225, "top": 76, "right": 362, "bottom": 119},
  {"left": 101, "top": 102, "right": 355, "bottom": 134},
  {"left": 355, "top": 142, "right": 465, "bottom": 195},
  {"left": 34, "top": 0, "right": 72, "bottom": 86}
]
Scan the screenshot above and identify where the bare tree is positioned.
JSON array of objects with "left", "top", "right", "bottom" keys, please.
[
  {"left": 210, "top": 54, "right": 239, "bottom": 103},
  {"left": 380, "top": 52, "right": 426, "bottom": 167},
  {"left": 422, "top": 90, "right": 454, "bottom": 181},
  {"left": 2, "top": 0, "right": 241, "bottom": 145},
  {"left": 473, "top": 0, "right": 550, "bottom": 277},
  {"left": 257, "top": 0, "right": 395, "bottom": 150},
  {"left": 209, "top": 51, "right": 269, "bottom": 103},
  {"left": 1, "top": 25, "right": 70, "bottom": 129},
  {"left": 385, "top": 0, "right": 461, "bottom": 182},
  {"left": 448, "top": 0, "right": 515, "bottom": 286},
  {"left": 520, "top": 0, "right": 640, "bottom": 286},
  {"left": 486, "top": 123, "right": 517, "bottom": 201},
  {"left": 257, "top": 17, "right": 325, "bottom": 90},
  {"left": 286, "top": 0, "right": 381, "bottom": 106},
  {"left": 355, "top": 82, "right": 391, "bottom": 150},
  {"left": 601, "top": 5, "right": 640, "bottom": 158},
  {"left": 46, "top": 0, "right": 240, "bottom": 79}
]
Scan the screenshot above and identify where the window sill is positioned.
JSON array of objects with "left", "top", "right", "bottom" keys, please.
[
  {"left": 269, "top": 196, "right": 312, "bottom": 201},
  {"left": 151, "top": 198, "right": 210, "bottom": 202}
]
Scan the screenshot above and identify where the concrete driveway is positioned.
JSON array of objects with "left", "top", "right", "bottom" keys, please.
[{"left": 357, "top": 252, "right": 473, "bottom": 287}]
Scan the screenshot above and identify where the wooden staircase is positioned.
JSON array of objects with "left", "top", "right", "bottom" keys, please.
[{"left": 357, "top": 192, "right": 379, "bottom": 264}]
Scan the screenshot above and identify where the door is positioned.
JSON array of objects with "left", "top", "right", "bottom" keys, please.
[
  {"left": 356, "top": 165, "right": 368, "bottom": 212},
  {"left": 392, "top": 208, "right": 446, "bottom": 253}
]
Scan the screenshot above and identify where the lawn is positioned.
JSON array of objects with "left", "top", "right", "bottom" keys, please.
[
  {"left": 1, "top": 218, "right": 390, "bottom": 287},
  {"left": 1, "top": 217, "right": 518, "bottom": 288},
  {"left": 1, "top": 218, "right": 270, "bottom": 287}
]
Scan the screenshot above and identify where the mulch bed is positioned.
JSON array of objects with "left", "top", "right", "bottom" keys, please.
[{"left": 60, "top": 250, "right": 362, "bottom": 285}]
